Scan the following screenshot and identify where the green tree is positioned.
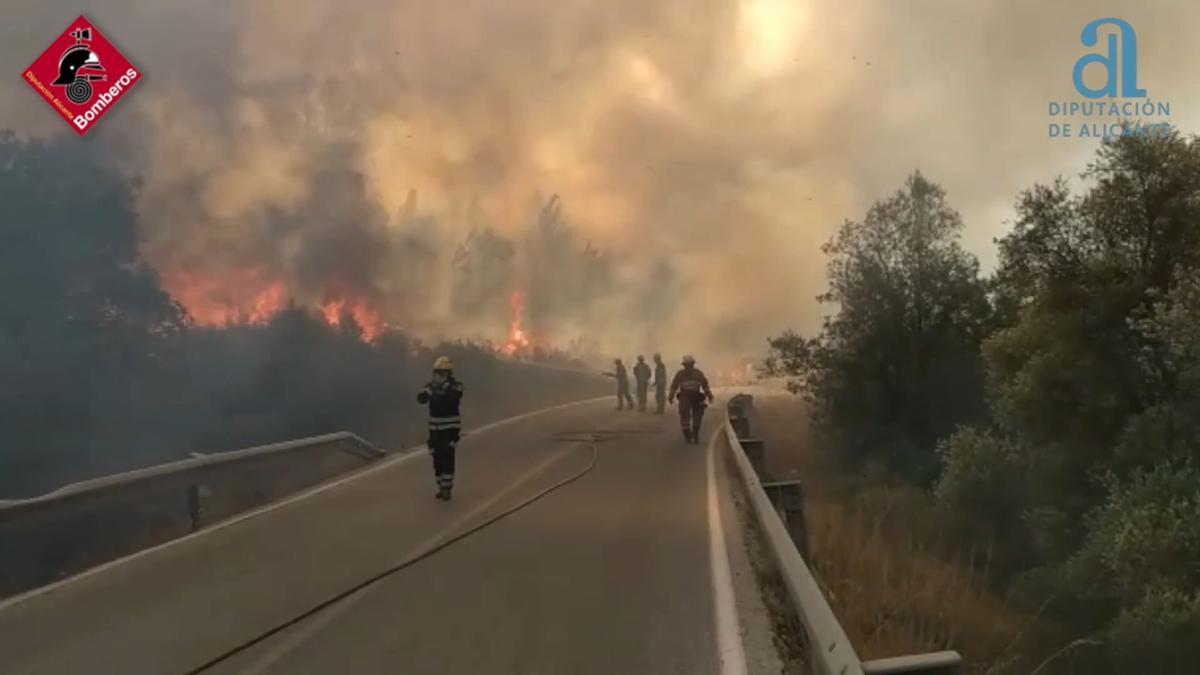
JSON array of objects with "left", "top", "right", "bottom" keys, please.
[
  {"left": 764, "top": 172, "right": 991, "bottom": 483},
  {"left": 936, "top": 130, "right": 1200, "bottom": 670},
  {"left": 0, "top": 132, "right": 186, "bottom": 493},
  {"left": 940, "top": 128, "right": 1200, "bottom": 562}
]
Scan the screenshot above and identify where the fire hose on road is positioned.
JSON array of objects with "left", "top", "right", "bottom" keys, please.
[{"left": 183, "top": 427, "right": 662, "bottom": 675}]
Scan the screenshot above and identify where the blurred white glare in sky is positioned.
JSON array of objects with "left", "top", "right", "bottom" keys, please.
[{"left": 738, "top": 0, "right": 809, "bottom": 76}]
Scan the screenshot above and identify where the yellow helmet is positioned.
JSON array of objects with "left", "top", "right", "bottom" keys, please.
[{"left": 433, "top": 355, "right": 453, "bottom": 371}]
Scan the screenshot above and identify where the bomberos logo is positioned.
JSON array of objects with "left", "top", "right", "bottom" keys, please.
[{"left": 23, "top": 15, "right": 142, "bottom": 137}]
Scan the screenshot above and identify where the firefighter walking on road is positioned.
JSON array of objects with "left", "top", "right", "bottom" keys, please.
[
  {"left": 653, "top": 353, "right": 668, "bottom": 414},
  {"left": 633, "top": 355, "right": 652, "bottom": 412},
  {"left": 668, "top": 354, "right": 714, "bottom": 444},
  {"left": 606, "top": 358, "right": 635, "bottom": 411},
  {"left": 417, "top": 356, "right": 464, "bottom": 500}
]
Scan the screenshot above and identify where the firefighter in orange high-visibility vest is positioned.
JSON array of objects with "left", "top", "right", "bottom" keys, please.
[{"left": 668, "top": 354, "right": 714, "bottom": 444}]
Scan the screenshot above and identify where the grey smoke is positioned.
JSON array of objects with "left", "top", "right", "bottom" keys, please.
[{"left": 2, "top": 0, "right": 1199, "bottom": 364}]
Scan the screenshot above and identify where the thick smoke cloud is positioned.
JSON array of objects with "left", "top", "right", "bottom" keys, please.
[{"left": 3, "top": 0, "right": 1199, "bottom": 363}]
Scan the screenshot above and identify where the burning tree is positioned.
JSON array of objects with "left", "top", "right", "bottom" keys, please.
[{"left": 501, "top": 290, "right": 532, "bottom": 357}]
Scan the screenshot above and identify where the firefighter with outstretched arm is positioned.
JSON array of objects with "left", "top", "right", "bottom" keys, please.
[
  {"left": 417, "top": 356, "right": 464, "bottom": 500},
  {"left": 668, "top": 354, "right": 714, "bottom": 444},
  {"left": 605, "top": 358, "right": 635, "bottom": 411}
]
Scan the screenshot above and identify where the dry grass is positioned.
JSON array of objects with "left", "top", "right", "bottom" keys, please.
[
  {"left": 749, "top": 392, "right": 1068, "bottom": 675},
  {"left": 805, "top": 482, "right": 1062, "bottom": 674}
]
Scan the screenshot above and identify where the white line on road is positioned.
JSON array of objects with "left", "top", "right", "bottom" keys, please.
[
  {"left": 707, "top": 429, "right": 749, "bottom": 675},
  {"left": 0, "top": 396, "right": 609, "bottom": 614},
  {"left": 238, "top": 445, "right": 581, "bottom": 674}
]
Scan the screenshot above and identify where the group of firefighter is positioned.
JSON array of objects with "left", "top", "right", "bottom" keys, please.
[
  {"left": 607, "top": 354, "right": 714, "bottom": 443},
  {"left": 413, "top": 352, "right": 713, "bottom": 501}
]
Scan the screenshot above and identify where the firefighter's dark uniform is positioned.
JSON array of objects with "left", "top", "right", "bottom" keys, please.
[
  {"left": 418, "top": 373, "right": 464, "bottom": 499},
  {"left": 653, "top": 357, "right": 668, "bottom": 414},
  {"left": 633, "top": 358, "right": 651, "bottom": 412},
  {"left": 669, "top": 365, "right": 714, "bottom": 443},
  {"left": 611, "top": 361, "right": 634, "bottom": 410}
]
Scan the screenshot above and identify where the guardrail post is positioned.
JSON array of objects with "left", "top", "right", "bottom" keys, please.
[
  {"left": 730, "top": 414, "right": 751, "bottom": 439},
  {"left": 763, "top": 480, "right": 809, "bottom": 558},
  {"left": 740, "top": 438, "right": 767, "bottom": 478},
  {"left": 727, "top": 395, "right": 754, "bottom": 438},
  {"left": 187, "top": 483, "right": 211, "bottom": 532}
]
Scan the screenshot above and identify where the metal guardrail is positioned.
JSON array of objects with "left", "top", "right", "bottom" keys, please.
[
  {"left": 0, "top": 432, "right": 385, "bottom": 599},
  {"left": 0, "top": 431, "right": 384, "bottom": 520},
  {"left": 723, "top": 394, "right": 962, "bottom": 675}
]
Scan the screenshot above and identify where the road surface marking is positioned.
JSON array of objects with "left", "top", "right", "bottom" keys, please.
[
  {"left": 0, "top": 396, "right": 608, "bottom": 614},
  {"left": 707, "top": 429, "right": 749, "bottom": 675},
  {"left": 238, "top": 444, "right": 580, "bottom": 674}
]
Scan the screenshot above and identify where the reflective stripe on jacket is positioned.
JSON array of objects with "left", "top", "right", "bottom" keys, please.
[
  {"left": 418, "top": 378, "right": 464, "bottom": 432},
  {"left": 669, "top": 367, "right": 712, "bottom": 401}
]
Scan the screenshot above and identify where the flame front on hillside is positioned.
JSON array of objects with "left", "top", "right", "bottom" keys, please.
[
  {"left": 163, "top": 267, "right": 384, "bottom": 341},
  {"left": 164, "top": 268, "right": 289, "bottom": 326},
  {"left": 164, "top": 268, "right": 553, "bottom": 353}
]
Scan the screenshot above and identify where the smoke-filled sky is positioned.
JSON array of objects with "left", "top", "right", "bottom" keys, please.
[{"left": 3, "top": 1, "right": 1199, "bottom": 363}]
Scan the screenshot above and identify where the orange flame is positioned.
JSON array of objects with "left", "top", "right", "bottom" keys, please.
[
  {"left": 164, "top": 268, "right": 289, "bottom": 327},
  {"left": 320, "top": 298, "right": 383, "bottom": 342},
  {"left": 321, "top": 299, "right": 345, "bottom": 326},
  {"left": 162, "top": 267, "right": 384, "bottom": 342},
  {"left": 501, "top": 290, "right": 531, "bottom": 357}
]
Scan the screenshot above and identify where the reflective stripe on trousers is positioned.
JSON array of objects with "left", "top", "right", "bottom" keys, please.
[
  {"left": 429, "top": 415, "right": 462, "bottom": 432},
  {"left": 431, "top": 438, "right": 456, "bottom": 488}
]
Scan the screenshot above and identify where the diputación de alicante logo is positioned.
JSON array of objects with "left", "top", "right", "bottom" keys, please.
[{"left": 23, "top": 15, "right": 142, "bottom": 137}]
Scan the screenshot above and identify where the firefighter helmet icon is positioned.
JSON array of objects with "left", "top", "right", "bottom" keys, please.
[{"left": 52, "top": 28, "right": 106, "bottom": 104}]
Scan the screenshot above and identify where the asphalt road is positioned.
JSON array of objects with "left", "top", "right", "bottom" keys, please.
[{"left": 0, "top": 397, "right": 784, "bottom": 675}]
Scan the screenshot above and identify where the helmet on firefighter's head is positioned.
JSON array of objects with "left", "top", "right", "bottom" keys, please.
[
  {"left": 653, "top": 353, "right": 662, "bottom": 360},
  {"left": 53, "top": 46, "right": 103, "bottom": 86},
  {"left": 637, "top": 355, "right": 645, "bottom": 362},
  {"left": 681, "top": 354, "right": 695, "bottom": 366},
  {"left": 614, "top": 358, "right": 622, "bottom": 365},
  {"left": 433, "top": 355, "right": 453, "bottom": 371}
]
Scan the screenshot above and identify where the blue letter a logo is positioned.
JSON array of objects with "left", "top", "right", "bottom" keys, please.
[{"left": 1073, "top": 18, "right": 1146, "bottom": 98}]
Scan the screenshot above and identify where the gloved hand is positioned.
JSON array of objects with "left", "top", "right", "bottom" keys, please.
[{"left": 668, "top": 395, "right": 674, "bottom": 404}]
